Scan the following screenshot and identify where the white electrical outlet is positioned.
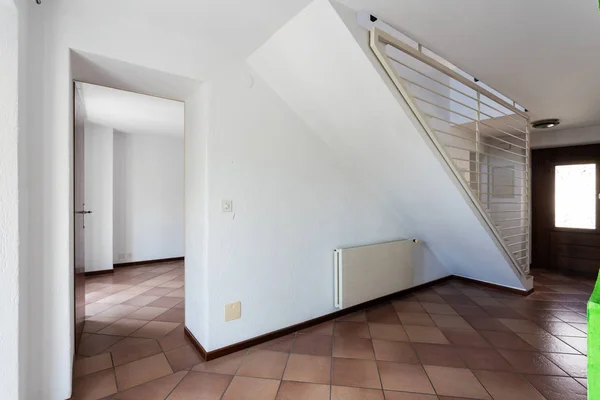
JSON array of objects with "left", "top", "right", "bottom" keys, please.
[
  {"left": 225, "top": 301, "right": 241, "bottom": 321},
  {"left": 222, "top": 200, "right": 233, "bottom": 213}
]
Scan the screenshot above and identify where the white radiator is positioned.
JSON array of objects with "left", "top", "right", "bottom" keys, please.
[{"left": 334, "top": 239, "right": 418, "bottom": 309}]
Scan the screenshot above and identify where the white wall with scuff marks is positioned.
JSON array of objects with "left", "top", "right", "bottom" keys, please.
[
  {"left": 113, "top": 131, "right": 184, "bottom": 264},
  {"left": 84, "top": 122, "right": 114, "bottom": 273},
  {"left": 0, "top": 1, "right": 22, "bottom": 398}
]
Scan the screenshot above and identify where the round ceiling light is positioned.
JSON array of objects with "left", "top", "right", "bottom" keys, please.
[{"left": 531, "top": 119, "right": 560, "bottom": 129}]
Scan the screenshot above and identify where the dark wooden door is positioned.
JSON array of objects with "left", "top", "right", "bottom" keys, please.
[
  {"left": 73, "top": 83, "right": 86, "bottom": 351},
  {"left": 531, "top": 143, "right": 600, "bottom": 276}
]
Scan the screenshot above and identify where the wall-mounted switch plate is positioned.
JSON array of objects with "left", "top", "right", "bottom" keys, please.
[
  {"left": 225, "top": 301, "right": 241, "bottom": 321},
  {"left": 222, "top": 200, "right": 233, "bottom": 212}
]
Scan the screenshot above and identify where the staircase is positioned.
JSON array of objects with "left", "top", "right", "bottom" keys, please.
[
  {"left": 370, "top": 28, "right": 530, "bottom": 276},
  {"left": 248, "top": 0, "right": 532, "bottom": 290}
]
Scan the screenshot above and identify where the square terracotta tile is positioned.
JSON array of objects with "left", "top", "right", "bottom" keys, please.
[
  {"left": 551, "top": 311, "right": 587, "bottom": 323},
  {"left": 421, "top": 303, "right": 457, "bottom": 315},
  {"left": 463, "top": 316, "right": 511, "bottom": 331},
  {"left": 377, "top": 361, "right": 435, "bottom": 394},
  {"left": 368, "top": 323, "right": 408, "bottom": 342},
  {"left": 498, "top": 318, "right": 547, "bottom": 334},
  {"left": 74, "top": 353, "right": 113, "bottom": 378},
  {"left": 127, "top": 306, "right": 169, "bottom": 321},
  {"left": 164, "top": 344, "right": 204, "bottom": 372},
  {"left": 544, "top": 352, "right": 587, "bottom": 378},
  {"left": 110, "top": 337, "right": 163, "bottom": 367},
  {"left": 236, "top": 349, "right": 288, "bottom": 379},
  {"left": 384, "top": 390, "right": 437, "bottom": 399},
  {"left": 97, "top": 318, "right": 148, "bottom": 336},
  {"left": 277, "top": 382, "right": 330, "bottom": 400},
  {"left": 334, "top": 321, "right": 371, "bottom": 338},
  {"left": 299, "top": 321, "right": 334, "bottom": 335},
  {"left": 366, "top": 304, "right": 401, "bottom": 324},
  {"left": 72, "top": 368, "right": 117, "bottom": 400},
  {"left": 158, "top": 324, "right": 193, "bottom": 352},
  {"left": 113, "top": 371, "right": 186, "bottom": 400},
  {"left": 165, "top": 288, "right": 185, "bottom": 298},
  {"left": 455, "top": 347, "right": 514, "bottom": 372},
  {"left": 333, "top": 336, "right": 375, "bottom": 359},
  {"left": 165, "top": 371, "right": 231, "bottom": 400},
  {"left": 412, "top": 343, "right": 465, "bottom": 368},
  {"left": 535, "top": 321, "right": 586, "bottom": 337},
  {"left": 397, "top": 313, "right": 435, "bottom": 327},
  {"left": 114, "top": 353, "right": 173, "bottom": 391},
  {"left": 430, "top": 314, "right": 473, "bottom": 329},
  {"left": 95, "top": 304, "right": 140, "bottom": 319},
  {"left": 153, "top": 308, "right": 185, "bottom": 323},
  {"left": 473, "top": 370, "right": 543, "bottom": 400},
  {"left": 78, "top": 333, "right": 125, "bottom": 357},
  {"left": 254, "top": 334, "right": 295, "bottom": 353},
  {"left": 331, "top": 358, "right": 381, "bottom": 389},
  {"left": 131, "top": 321, "right": 180, "bottom": 339},
  {"left": 372, "top": 340, "right": 419, "bottom": 363},
  {"left": 148, "top": 296, "right": 184, "bottom": 308},
  {"left": 424, "top": 365, "right": 490, "bottom": 399},
  {"left": 222, "top": 376, "right": 280, "bottom": 400},
  {"left": 392, "top": 301, "right": 427, "bottom": 314},
  {"left": 516, "top": 333, "right": 580, "bottom": 354},
  {"left": 86, "top": 302, "right": 117, "bottom": 317},
  {"left": 283, "top": 354, "right": 331, "bottom": 384},
  {"left": 498, "top": 350, "right": 567, "bottom": 375},
  {"left": 441, "top": 328, "right": 490, "bottom": 347},
  {"left": 292, "top": 333, "right": 332, "bottom": 356},
  {"left": 144, "top": 287, "right": 177, "bottom": 296},
  {"left": 557, "top": 336, "right": 587, "bottom": 354},
  {"left": 525, "top": 375, "right": 587, "bottom": 400},
  {"left": 404, "top": 325, "right": 449, "bottom": 344},
  {"left": 83, "top": 317, "right": 115, "bottom": 333},
  {"left": 331, "top": 386, "right": 384, "bottom": 400},
  {"left": 96, "top": 292, "right": 138, "bottom": 304},
  {"left": 192, "top": 350, "right": 246, "bottom": 375},
  {"left": 478, "top": 330, "right": 535, "bottom": 351},
  {"left": 122, "top": 295, "right": 161, "bottom": 307},
  {"left": 159, "top": 280, "right": 184, "bottom": 288},
  {"left": 337, "top": 311, "right": 367, "bottom": 322}
]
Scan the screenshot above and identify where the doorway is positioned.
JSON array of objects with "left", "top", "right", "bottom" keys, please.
[
  {"left": 72, "top": 82, "right": 190, "bottom": 397},
  {"left": 531, "top": 143, "right": 600, "bottom": 276}
]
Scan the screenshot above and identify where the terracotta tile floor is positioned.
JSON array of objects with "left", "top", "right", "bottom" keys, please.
[{"left": 75, "top": 265, "right": 593, "bottom": 399}]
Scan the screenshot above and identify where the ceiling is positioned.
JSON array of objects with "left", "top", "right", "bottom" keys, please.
[
  {"left": 78, "top": 83, "right": 184, "bottom": 137},
  {"left": 338, "top": 0, "right": 600, "bottom": 131},
  {"left": 59, "top": 0, "right": 600, "bottom": 133}
]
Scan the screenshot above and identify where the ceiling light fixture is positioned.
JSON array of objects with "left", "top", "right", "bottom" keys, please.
[{"left": 531, "top": 119, "right": 560, "bottom": 129}]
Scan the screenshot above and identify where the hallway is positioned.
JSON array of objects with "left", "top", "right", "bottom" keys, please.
[{"left": 75, "top": 265, "right": 591, "bottom": 399}]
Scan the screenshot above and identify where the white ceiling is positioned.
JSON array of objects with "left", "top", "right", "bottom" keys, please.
[
  {"left": 338, "top": 0, "right": 600, "bottom": 131},
  {"left": 78, "top": 83, "right": 184, "bottom": 137},
  {"left": 63, "top": 0, "right": 600, "bottom": 134}
]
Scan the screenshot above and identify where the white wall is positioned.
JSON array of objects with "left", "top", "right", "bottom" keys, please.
[
  {"left": 113, "top": 131, "right": 184, "bottom": 264},
  {"left": 249, "top": 0, "right": 530, "bottom": 291},
  {"left": 192, "top": 66, "right": 437, "bottom": 351},
  {"left": 0, "top": 2, "right": 21, "bottom": 398},
  {"left": 84, "top": 122, "right": 114, "bottom": 272},
  {"left": 531, "top": 124, "right": 600, "bottom": 149}
]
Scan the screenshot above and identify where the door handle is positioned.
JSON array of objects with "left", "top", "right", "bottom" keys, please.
[{"left": 75, "top": 210, "right": 92, "bottom": 214}]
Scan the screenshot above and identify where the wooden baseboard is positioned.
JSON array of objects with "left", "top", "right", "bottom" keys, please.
[
  {"left": 453, "top": 275, "right": 534, "bottom": 296},
  {"left": 84, "top": 269, "right": 114, "bottom": 277},
  {"left": 114, "top": 256, "right": 184, "bottom": 268},
  {"left": 184, "top": 274, "right": 533, "bottom": 361}
]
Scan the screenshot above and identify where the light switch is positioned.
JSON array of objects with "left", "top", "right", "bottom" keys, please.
[
  {"left": 222, "top": 200, "right": 233, "bottom": 212},
  {"left": 225, "top": 301, "right": 241, "bottom": 321}
]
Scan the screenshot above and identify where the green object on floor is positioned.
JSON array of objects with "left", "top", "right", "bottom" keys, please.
[{"left": 589, "top": 271, "right": 600, "bottom": 400}]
